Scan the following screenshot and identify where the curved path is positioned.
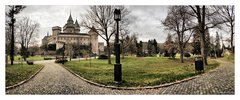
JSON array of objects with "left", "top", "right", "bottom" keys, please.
[{"left": 6, "top": 59, "right": 234, "bottom": 94}]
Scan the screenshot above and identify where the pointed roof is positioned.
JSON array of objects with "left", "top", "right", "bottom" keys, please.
[
  {"left": 68, "top": 13, "right": 73, "bottom": 22},
  {"left": 75, "top": 19, "right": 79, "bottom": 27}
]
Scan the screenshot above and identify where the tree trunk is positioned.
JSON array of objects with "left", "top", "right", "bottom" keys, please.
[
  {"left": 231, "top": 24, "right": 234, "bottom": 54},
  {"left": 122, "top": 47, "right": 124, "bottom": 59},
  {"left": 180, "top": 47, "right": 184, "bottom": 63},
  {"left": 10, "top": 15, "right": 14, "bottom": 65},
  {"left": 107, "top": 42, "right": 111, "bottom": 64},
  {"left": 200, "top": 32, "right": 208, "bottom": 65}
]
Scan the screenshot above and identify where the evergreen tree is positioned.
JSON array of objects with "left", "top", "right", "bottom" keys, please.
[
  {"left": 215, "top": 32, "right": 221, "bottom": 57},
  {"left": 164, "top": 33, "right": 177, "bottom": 58},
  {"left": 153, "top": 39, "right": 158, "bottom": 54},
  {"left": 147, "top": 40, "right": 152, "bottom": 56},
  {"left": 204, "top": 29, "right": 211, "bottom": 57},
  {"left": 192, "top": 32, "right": 201, "bottom": 56}
]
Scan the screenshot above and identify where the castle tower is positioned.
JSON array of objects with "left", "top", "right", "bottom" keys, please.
[
  {"left": 74, "top": 19, "right": 80, "bottom": 33},
  {"left": 63, "top": 13, "right": 75, "bottom": 33},
  {"left": 88, "top": 26, "right": 98, "bottom": 54},
  {"left": 52, "top": 26, "right": 61, "bottom": 42}
]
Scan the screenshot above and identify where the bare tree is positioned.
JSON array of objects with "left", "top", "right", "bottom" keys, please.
[
  {"left": 81, "top": 5, "right": 130, "bottom": 64},
  {"left": 6, "top": 5, "right": 26, "bottom": 65},
  {"left": 188, "top": 5, "right": 224, "bottom": 65},
  {"left": 162, "top": 6, "right": 194, "bottom": 63},
  {"left": 217, "top": 5, "right": 235, "bottom": 54},
  {"left": 16, "top": 17, "right": 40, "bottom": 61},
  {"left": 120, "top": 33, "right": 133, "bottom": 59}
]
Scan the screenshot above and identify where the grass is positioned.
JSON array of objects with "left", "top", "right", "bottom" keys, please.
[
  {"left": 63, "top": 57, "right": 219, "bottom": 87},
  {"left": 7, "top": 55, "right": 47, "bottom": 61},
  {"left": 218, "top": 54, "right": 234, "bottom": 63},
  {"left": 6, "top": 64, "right": 43, "bottom": 86}
]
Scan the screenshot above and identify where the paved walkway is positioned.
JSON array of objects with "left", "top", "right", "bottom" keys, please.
[{"left": 6, "top": 59, "right": 234, "bottom": 94}]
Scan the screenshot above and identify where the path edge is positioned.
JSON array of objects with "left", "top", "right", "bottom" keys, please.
[
  {"left": 5, "top": 65, "right": 45, "bottom": 90},
  {"left": 59, "top": 62, "right": 222, "bottom": 90}
]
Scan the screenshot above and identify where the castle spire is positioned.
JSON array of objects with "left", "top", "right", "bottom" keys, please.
[
  {"left": 67, "top": 11, "right": 73, "bottom": 24},
  {"left": 75, "top": 19, "right": 79, "bottom": 27},
  {"left": 47, "top": 31, "right": 49, "bottom": 36}
]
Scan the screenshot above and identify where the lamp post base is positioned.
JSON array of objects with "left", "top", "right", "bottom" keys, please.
[{"left": 114, "top": 63, "right": 122, "bottom": 82}]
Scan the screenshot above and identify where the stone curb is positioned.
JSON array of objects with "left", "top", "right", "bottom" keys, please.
[
  {"left": 59, "top": 63, "right": 215, "bottom": 90},
  {"left": 6, "top": 65, "right": 45, "bottom": 90}
]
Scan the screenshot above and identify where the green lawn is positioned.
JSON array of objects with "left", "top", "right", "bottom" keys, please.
[
  {"left": 7, "top": 56, "right": 46, "bottom": 61},
  {"left": 218, "top": 54, "right": 234, "bottom": 63},
  {"left": 6, "top": 64, "right": 43, "bottom": 86},
  {"left": 63, "top": 57, "right": 219, "bottom": 87}
]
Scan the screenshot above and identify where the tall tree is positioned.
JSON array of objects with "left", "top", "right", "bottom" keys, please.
[
  {"left": 191, "top": 31, "right": 201, "bottom": 56},
  {"left": 217, "top": 5, "right": 235, "bottom": 54},
  {"left": 153, "top": 39, "right": 158, "bottom": 54},
  {"left": 215, "top": 32, "right": 221, "bottom": 57},
  {"left": 6, "top": 5, "right": 26, "bottom": 65},
  {"left": 147, "top": 40, "right": 152, "bottom": 55},
  {"left": 81, "top": 5, "right": 130, "bottom": 64},
  {"left": 189, "top": 5, "right": 224, "bottom": 65},
  {"left": 128, "top": 33, "right": 138, "bottom": 56},
  {"left": 164, "top": 33, "right": 178, "bottom": 59},
  {"left": 120, "top": 34, "right": 133, "bottom": 59},
  {"left": 16, "top": 17, "right": 40, "bottom": 61},
  {"left": 162, "top": 6, "right": 194, "bottom": 63}
]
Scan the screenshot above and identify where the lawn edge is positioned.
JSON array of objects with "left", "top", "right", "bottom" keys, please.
[
  {"left": 5, "top": 65, "right": 45, "bottom": 90},
  {"left": 59, "top": 62, "right": 222, "bottom": 90}
]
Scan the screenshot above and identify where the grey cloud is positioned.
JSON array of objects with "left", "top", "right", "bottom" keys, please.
[{"left": 11, "top": 5, "right": 170, "bottom": 45}]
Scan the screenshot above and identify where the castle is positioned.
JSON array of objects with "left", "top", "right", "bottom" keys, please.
[{"left": 42, "top": 13, "right": 99, "bottom": 54}]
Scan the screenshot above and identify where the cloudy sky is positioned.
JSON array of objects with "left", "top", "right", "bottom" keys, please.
[
  {"left": 5, "top": 5, "right": 170, "bottom": 45},
  {"left": 5, "top": 4, "right": 233, "bottom": 47}
]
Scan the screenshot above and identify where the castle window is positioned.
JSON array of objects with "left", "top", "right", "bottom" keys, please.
[
  {"left": 84, "top": 38, "right": 85, "bottom": 40},
  {"left": 81, "top": 38, "right": 82, "bottom": 40},
  {"left": 84, "top": 43, "right": 85, "bottom": 45},
  {"left": 95, "top": 37, "right": 96, "bottom": 41},
  {"left": 58, "top": 37, "right": 59, "bottom": 40}
]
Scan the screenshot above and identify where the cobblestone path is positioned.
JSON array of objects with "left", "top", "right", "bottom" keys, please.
[{"left": 6, "top": 59, "right": 234, "bottom": 94}]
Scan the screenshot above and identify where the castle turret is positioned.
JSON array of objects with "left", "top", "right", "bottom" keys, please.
[
  {"left": 74, "top": 19, "right": 80, "bottom": 33},
  {"left": 63, "top": 13, "right": 75, "bottom": 33},
  {"left": 89, "top": 26, "right": 98, "bottom": 54},
  {"left": 67, "top": 13, "right": 73, "bottom": 24},
  {"left": 52, "top": 26, "right": 61, "bottom": 42}
]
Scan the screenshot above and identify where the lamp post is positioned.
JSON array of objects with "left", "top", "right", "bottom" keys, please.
[{"left": 114, "top": 9, "right": 122, "bottom": 82}]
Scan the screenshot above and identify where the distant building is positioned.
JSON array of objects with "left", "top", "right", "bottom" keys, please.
[
  {"left": 42, "top": 13, "right": 99, "bottom": 54},
  {"left": 98, "top": 42, "right": 104, "bottom": 54}
]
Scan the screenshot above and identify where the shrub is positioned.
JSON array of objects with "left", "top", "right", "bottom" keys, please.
[
  {"left": 55, "top": 59, "right": 68, "bottom": 63},
  {"left": 44, "top": 57, "right": 52, "bottom": 60},
  {"left": 184, "top": 53, "right": 191, "bottom": 58},
  {"left": 98, "top": 55, "right": 108, "bottom": 59}
]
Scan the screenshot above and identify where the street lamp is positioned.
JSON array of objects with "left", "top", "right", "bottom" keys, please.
[{"left": 114, "top": 9, "right": 122, "bottom": 82}]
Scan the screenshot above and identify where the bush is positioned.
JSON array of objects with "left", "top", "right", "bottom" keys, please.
[
  {"left": 98, "top": 55, "right": 108, "bottom": 59},
  {"left": 55, "top": 59, "right": 68, "bottom": 63},
  {"left": 44, "top": 57, "right": 52, "bottom": 60},
  {"left": 184, "top": 53, "right": 191, "bottom": 58}
]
